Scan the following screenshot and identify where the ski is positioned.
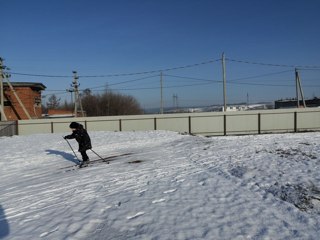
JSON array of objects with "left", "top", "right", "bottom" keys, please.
[{"left": 60, "top": 152, "right": 133, "bottom": 170}]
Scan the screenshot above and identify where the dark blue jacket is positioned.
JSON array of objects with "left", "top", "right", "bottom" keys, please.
[{"left": 65, "top": 124, "right": 92, "bottom": 152}]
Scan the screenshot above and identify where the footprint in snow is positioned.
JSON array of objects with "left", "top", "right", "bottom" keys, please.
[{"left": 163, "top": 189, "right": 177, "bottom": 194}]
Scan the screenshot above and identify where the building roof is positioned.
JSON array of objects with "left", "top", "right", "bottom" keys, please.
[{"left": 3, "top": 82, "right": 46, "bottom": 90}]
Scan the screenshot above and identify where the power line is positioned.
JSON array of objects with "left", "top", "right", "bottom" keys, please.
[
  {"left": 8, "top": 72, "right": 71, "bottom": 78},
  {"left": 164, "top": 74, "right": 220, "bottom": 83},
  {"left": 76, "top": 73, "right": 218, "bottom": 92},
  {"left": 9, "top": 58, "right": 221, "bottom": 78},
  {"left": 88, "top": 74, "right": 159, "bottom": 90},
  {"left": 229, "top": 82, "right": 294, "bottom": 87},
  {"left": 42, "top": 70, "right": 320, "bottom": 93},
  {"left": 228, "top": 70, "right": 293, "bottom": 82},
  {"left": 81, "top": 59, "right": 221, "bottom": 77},
  {"left": 89, "top": 82, "right": 216, "bottom": 92},
  {"left": 163, "top": 72, "right": 317, "bottom": 85},
  {"left": 226, "top": 58, "right": 320, "bottom": 69},
  {"left": 228, "top": 82, "right": 320, "bottom": 88},
  {"left": 44, "top": 80, "right": 320, "bottom": 94},
  {"left": 44, "top": 89, "right": 68, "bottom": 92},
  {"left": 297, "top": 68, "right": 320, "bottom": 71},
  {"left": 7, "top": 57, "right": 320, "bottom": 81}
]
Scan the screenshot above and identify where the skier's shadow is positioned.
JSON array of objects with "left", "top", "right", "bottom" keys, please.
[
  {"left": 0, "top": 204, "right": 10, "bottom": 239},
  {"left": 45, "top": 149, "right": 79, "bottom": 164}
]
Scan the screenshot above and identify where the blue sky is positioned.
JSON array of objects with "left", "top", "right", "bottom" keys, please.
[{"left": 2, "top": 0, "right": 320, "bottom": 109}]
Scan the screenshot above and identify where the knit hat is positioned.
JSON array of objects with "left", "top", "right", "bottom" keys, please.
[{"left": 69, "top": 122, "right": 79, "bottom": 129}]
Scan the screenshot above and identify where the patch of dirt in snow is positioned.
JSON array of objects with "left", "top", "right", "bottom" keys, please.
[
  {"left": 229, "top": 165, "right": 248, "bottom": 178},
  {"left": 275, "top": 148, "right": 317, "bottom": 160},
  {"left": 266, "top": 182, "right": 320, "bottom": 213},
  {"left": 256, "top": 146, "right": 318, "bottom": 161}
]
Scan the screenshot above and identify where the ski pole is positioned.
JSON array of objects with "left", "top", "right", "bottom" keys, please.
[
  {"left": 90, "top": 149, "right": 105, "bottom": 161},
  {"left": 63, "top": 137, "right": 81, "bottom": 162}
]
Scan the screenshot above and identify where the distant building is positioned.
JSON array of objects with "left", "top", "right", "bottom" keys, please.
[
  {"left": 223, "top": 105, "right": 248, "bottom": 111},
  {"left": 2, "top": 82, "right": 46, "bottom": 120},
  {"left": 275, "top": 98, "right": 320, "bottom": 109},
  {"left": 43, "top": 109, "right": 86, "bottom": 118},
  {"left": 221, "top": 104, "right": 268, "bottom": 112},
  {"left": 44, "top": 109, "right": 74, "bottom": 118}
]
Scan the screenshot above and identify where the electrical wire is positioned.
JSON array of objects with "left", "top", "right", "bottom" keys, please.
[
  {"left": 7, "top": 72, "right": 71, "bottom": 78},
  {"left": 88, "top": 74, "right": 159, "bottom": 90},
  {"left": 228, "top": 70, "right": 293, "bottom": 82},
  {"left": 163, "top": 74, "right": 220, "bottom": 83},
  {"left": 80, "top": 59, "right": 221, "bottom": 77},
  {"left": 228, "top": 82, "right": 320, "bottom": 88},
  {"left": 6, "top": 56, "right": 319, "bottom": 99},
  {"left": 6, "top": 57, "right": 320, "bottom": 79},
  {"left": 226, "top": 58, "right": 320, "bottom": 69},
  {"left": 8, "top": 58, "right": 221, "bottom": 78},
  {"left": 89, "top": 82, "right": 216, "bottom": 92}
]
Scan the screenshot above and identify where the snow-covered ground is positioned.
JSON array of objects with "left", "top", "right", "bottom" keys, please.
[{"left": 1, "top": 130, "right": 320, "bottom": 240}]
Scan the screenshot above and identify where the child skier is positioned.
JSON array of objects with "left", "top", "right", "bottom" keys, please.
[{"left": 64, "top": 122, "right": 92, "bottom": 166}]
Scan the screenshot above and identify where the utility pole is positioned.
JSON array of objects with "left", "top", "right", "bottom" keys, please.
[
  {"left": 72, "top": 71, "right": 78, "bottom": 117},
  {"left": 0, "top": 57, "right": 7, "bottom": 121},
  {"left": 160, "top": 71, "right": 163, "bottom": 114},
  {"left": 295, "top": 68, "right": 299, "bottom": 108},
  {"left": 247, "top": 93, "right": 249, "bottom": 106},
  {"left": 222, "top": 52, "right": 227, "bottom": 112},
  {"left": 66, "top": 88, "right": 74, "bottom": 106},
  {"left": 295, "top": 68, "right": 306, "bottom": 108},
  {"left": 172, "top": 94, "right": 179, "bottom": 109},
  {"left": 0, "top": 58, "right": 31, "bottom": 120},
  {"left": 5, "top": 76, "right": 32, "bottom": 119},
  {"left": 71, "top": 71, "right": 84, "bottom": 117}
]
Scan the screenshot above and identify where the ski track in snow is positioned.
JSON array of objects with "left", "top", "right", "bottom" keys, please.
[{"left": 0, "top": 131, "right": 320, "bottom": 239}]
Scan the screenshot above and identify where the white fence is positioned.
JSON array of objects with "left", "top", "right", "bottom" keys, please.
[{"left": 16, "top": 108, "right": 320, "bottom": 136}]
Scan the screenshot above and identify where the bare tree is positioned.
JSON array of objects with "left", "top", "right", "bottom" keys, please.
[
  {"left": 60, "top": 100, "right": 73, "bottom": 111},
  {"left": 81, "top": 90, "right": 143, "bottom": 116},
  {"left": 46, "top": 94, "right": 61, "bottom": 109}
]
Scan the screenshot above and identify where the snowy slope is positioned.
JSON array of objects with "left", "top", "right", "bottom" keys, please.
[{"left": 1, "top": 131, "right": 320, "bottom": 240}]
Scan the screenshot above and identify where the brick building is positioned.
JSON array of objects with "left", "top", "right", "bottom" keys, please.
[{"left": 2, "top": 82, "right": 46, "bottom": 120}]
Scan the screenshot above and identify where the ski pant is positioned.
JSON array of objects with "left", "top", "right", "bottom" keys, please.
[{"left": 80, "top": 150, "right": 89, "bottom": 161}]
